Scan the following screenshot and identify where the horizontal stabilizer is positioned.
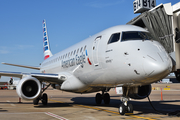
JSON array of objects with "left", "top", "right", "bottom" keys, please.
[{"left": 2, "top": 62, "right": 40, "bottom": 70}]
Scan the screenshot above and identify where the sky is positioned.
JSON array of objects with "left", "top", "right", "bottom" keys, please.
[{"left": 0, "top": 0, "right": 179, "bottom": 81}]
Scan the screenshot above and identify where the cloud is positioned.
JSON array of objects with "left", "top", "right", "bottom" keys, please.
[
  {"left": 15, "top": 45, "right": 34, "bottom": 50},
  {"left": 0, "top": 45, "right": 34, "bottom": 54},
  {"left": 0, "top": 49, "right": 9, "bottom": 54},
  {"left": 0, "top": 46, "right": 10, "bottom": 54},
  {"left": 85, "top": 0, "right": 125, "bottom": 8}
]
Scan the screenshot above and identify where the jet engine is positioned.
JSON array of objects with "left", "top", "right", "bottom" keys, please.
[
  {"left": 16, "top": 76, "right": 41, "bottom": 100},
  {"left": 123, "top": 85, "right": 152, "bottom": 99}
]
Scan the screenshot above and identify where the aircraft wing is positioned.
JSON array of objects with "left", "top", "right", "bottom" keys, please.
[
  {"left": 0, "top": 71, "right": 65, "bottom": 84},
  {"left": 164, "top": 75, "right": 176, "bottom": 79},
  {"left": 2, "top": 62, "right": 40, "bottom": 70}
]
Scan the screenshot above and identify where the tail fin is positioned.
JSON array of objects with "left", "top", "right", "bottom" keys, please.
[{"left": 43, "top": 19, "right": 53, "bottom": 60}]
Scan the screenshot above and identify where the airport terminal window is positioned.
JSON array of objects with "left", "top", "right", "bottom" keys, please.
[
  {"left": 121, "top": 31, "right": 153, "bottom": 42},
  {"left": 108, "top": 33, "right": 120, "bottom": 44}
]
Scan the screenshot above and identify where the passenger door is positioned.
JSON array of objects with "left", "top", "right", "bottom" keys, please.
[{"left": 92, "top": 36, "right": 101, "bottom": 69}]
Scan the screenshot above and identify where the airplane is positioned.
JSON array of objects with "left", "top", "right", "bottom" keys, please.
[
  {"left": 0, "top": 77, "right": 19, "bottom": 90},
  {"left": 0, "top": 19, "right": 173, "bottom": 115}
]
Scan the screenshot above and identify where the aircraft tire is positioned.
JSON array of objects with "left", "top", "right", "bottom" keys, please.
[
  {"left": 127, "top": 104, "right": 133, "bottom": 113},
  {"left": 95, "top": 93, "right": 102, "bottom": 104},
  {"left": 103, "top": 93, "right": 110, "bottom": 104},
  {"left": 41, "top": 93, "right": 48, "bottom": 105},
  {"left": 119, "top": 104, "right": 126, "bottom": 115},
  {"left": 33, "top": 98, "right": 39, "bottom": 105}
]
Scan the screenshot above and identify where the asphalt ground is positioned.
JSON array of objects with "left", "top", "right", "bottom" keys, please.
[{"left": 0, "top": 83, "right": 180, "bottom": 120}]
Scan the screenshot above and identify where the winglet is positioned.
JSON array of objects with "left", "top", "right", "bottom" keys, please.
[{"left": 43, "top": 19, "right": 53, "bottom": 60}]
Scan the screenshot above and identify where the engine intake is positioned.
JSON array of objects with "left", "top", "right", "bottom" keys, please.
[
  {"left": 123, "top": 85, "right": 151, "bottom": 99},
  {"left": 16, "top": 76, "right": 41, "bottom": 100}
]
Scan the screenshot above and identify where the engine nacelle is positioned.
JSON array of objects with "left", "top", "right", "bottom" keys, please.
[
  {"left": 124, "top": 85, "right": 152, "bottom": 99},
  {"left": 16, "top": 76, "right": 41, "bottom": 100}
]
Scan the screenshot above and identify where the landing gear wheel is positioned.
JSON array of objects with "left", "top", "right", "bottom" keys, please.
[
  {"left": 119, "top": 104, "right": 126, "bottom": 115},
  {"left": 95, "top": 93, "right": 102, "bottom": 104},
  {"left": 103, "top": 93, "right": 110, "bottom": 104},
  {"left": 33, "top": 98, "right": 39, "bottom": 105},
  {"left": 41, "top": 93, "right": 48, "bottom": 105},
  {"left": 127, "top": 104, "right": 133, "bottom": 113}
]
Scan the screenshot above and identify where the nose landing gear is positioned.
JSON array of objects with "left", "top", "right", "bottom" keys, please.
[{"left": 119, "top": 96, "right": 133, "bottom": 115}]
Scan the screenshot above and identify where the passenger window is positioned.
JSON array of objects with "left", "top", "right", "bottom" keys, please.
[
  {"left": 77, "top": 49, "right": 79, "bottom": 54},
  {"left": 80, "top": 47, "right": 83, "bottom": 53},
  {"left": 96, "top": 36, "right": 102, "bottom": 40},
  {"left": 84, "top": 45, "right": 86, "bottom": 51},
  {"left": 74, "top": 50, "right": 76, "bottom": 55},
  {"left": 71, "top": 51, "right": 73, "bottom": 56},
  {"left": 108, "top": 33, "right": 120, "bottom": 44}
]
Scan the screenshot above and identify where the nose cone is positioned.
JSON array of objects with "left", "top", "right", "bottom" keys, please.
[{"left": 143, "top": 52, "right": 172, "bottom": 81}]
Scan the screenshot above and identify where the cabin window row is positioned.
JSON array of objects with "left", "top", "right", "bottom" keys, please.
[{"left": 42, "top": 45, "right": 87, "bottom": 66}]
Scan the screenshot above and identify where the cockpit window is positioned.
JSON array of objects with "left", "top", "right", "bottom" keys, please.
[
  {"left": 108, "top": 33, "right": 120, "bottom": 44},
  {"left": 121, "top": 31, "right": 153, "bottom": 42}
]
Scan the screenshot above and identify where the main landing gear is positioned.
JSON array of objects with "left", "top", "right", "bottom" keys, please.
[
  {"left": 33, "top": 83, "right": 51, "bottom": 105},
  {"left": 95, "top": 91, "right": 110, "bottom": 105}
]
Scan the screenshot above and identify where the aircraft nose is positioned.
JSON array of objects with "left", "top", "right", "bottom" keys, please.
[{"left": 143, "top": 52, "right": 172, "bottom": 78}]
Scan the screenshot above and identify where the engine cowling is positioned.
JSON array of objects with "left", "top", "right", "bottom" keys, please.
[
  {"left": 16, "top": 76, "right": 41, "bottom": 100},
  {"left": 124, "top": 85, "right": 152, "bottom": 99}
]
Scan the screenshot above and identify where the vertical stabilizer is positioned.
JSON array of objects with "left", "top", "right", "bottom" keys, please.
[{"left": 42, "top": 19, "right": 53, "bottom": 60}]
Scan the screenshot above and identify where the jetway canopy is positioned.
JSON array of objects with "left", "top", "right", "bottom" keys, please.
[{"left": 127, "top": 3, "right": 174, "bottom": 53}]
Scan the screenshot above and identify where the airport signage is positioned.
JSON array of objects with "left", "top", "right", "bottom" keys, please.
[{"left": 133, "top": 0, "right": 156, "bottom": 13}]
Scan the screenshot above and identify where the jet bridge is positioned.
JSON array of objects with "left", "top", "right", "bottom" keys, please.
[{"left": 127, "top": 2, "right": 180, "bottom": 73}]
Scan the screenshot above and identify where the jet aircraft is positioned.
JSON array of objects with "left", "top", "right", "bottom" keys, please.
[{"left": 0, "top": 20, "right": 173, "bottom": 115}]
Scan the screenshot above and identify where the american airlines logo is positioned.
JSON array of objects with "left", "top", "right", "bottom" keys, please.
[
  {"left": 61, "top": 53, "right": 86, "bottom": 68},
  {"left": 43, "top": 21, "right": 49, "bottom": 52},
  {"left": 61, "top": 50, "right": 92, "bottom": 68}
]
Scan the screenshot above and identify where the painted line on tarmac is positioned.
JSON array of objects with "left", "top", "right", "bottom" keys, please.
[
  {"left": 45, "top": 112, "right": 68, "bottom": 120},
  {"left": 49, "top": 99, "right": 157, "bottom": 120},
  {"left": 0, "top": 112, "right": 45, "bottom": 114},
  {"left": 6, "top": 100, "right": 16, "bottom": 106}
]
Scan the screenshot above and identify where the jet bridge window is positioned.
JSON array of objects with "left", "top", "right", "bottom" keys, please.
[
  {"left": 108, "top": 33, "right": 120, "bottom": 44},
  {"left": 121, "top": 31, "right": 153, "bottom": 42}
]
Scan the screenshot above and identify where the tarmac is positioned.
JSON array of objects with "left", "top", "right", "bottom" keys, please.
[{"left": 1, "top": 83, "right": 180, "bottom": 120}]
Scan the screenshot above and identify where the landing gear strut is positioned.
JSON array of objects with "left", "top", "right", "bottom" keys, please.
[
  {"left": 119, "top": 87, "right": 133, "bottom": 115},
  {"left": 119, "top": 97, "right": 133, "bottom": 115},
  {"left": 95, "top": 91, "right": 110, "bottom": 104},
  {"left": 33, "top": 83, "right": 51, "bottom": 105}
]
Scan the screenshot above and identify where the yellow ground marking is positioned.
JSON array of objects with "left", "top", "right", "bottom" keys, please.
[
  {"left": 164, "top": 88, "right": 170, "bottom": 90},
  {"left": 49, "top": 99, "right": 157, "bottom": 120}
]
